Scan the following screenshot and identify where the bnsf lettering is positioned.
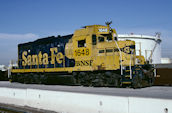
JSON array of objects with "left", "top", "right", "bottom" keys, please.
[
  {"left": 75, "top": 60, "right": 93, "bottom": 66},
  {"left": 22, "top": 47, "right": 64, "bottom": 66}
]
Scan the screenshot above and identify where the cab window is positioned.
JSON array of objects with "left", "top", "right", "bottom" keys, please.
[
  {"left": 107, "top": 36, "right": 112, "bottom": 41},
  {"left": 107, "top": 34, "right": 112, "bottom": 41},
  {"left": 92, "top": 35, "right": 97, "bottom": 45},
  {"left": 98, "top": 37, "right": 104, "bottom": 42},
  {"left": 78, "top": 39, "right": 86, "bottom": 47}
]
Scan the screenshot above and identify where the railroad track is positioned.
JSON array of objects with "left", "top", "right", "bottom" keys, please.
[
  {"left": 0, "top": 106, "right": 24, "bottom": 113},
  {"left": 0, "top": 103, "right": 57, "bottom": 113}
]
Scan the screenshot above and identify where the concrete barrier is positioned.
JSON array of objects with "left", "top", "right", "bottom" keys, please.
[
  {"left": 26, "top": 89, "right": 129, "bottom": 113},
  {"left": 129, "top": 97, "right": 172, "bottom": 113},
  {"left": 0, "top": 87, "right": 26, "bottom": 106},
  {"left": 0, "top": 87, "right": 172, "bottom": 113}
]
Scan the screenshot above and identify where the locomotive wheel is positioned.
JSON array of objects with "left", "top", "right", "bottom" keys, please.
[
  {"left": 11, "top": 71, "right": 122, "bottom": 87},
  {"left": 148, "top": 77, "right": 154, "bottom": 86},
  {"left": 143, "top": 76, "right": 154, "bottom": 87},
  {"left": 78, "top": 72, "right": 91, "bottom": 86},
  {"left": 41, "top": 74, "right": 48, "bottom": 84},
  {"left": 112, "top": 73, "right": 121, "bottom": 87},
  {"left": 146, "top": 72, "right": 154, "bottom": 87},
  {"left": 104, "top": 72, "right": 112, "bottom": 86},
  {"left": 23, "top": 74, "right": 30, "bottom": 84},
  {"left": 104, "top": 72, "right": 121, "bottom": 87},
  {"left": 72, "top": 72, "right": 77, "bottom": 85},
  {"left": 11, "top": 74, "right": 17, "bottom": 82},
  {"left": 73, "top": 72, "right": 82, "bottom": 85},
  {"left": 79, "top": 72, "right": 85, "bottom": 85},
  {"left": 33, "top": 74, "right": 39, "bottom": 83},
  {"left": 18, "top": 74, "right": 24, "bottom": 83},
  {"left": 132, "top": 75, "right": 142, "bottom": 89},
  {"left": 92, "top": 73, "right": 104, "bottom": 87},
  {"left": 83, "top": 74, "right": 92, "bottom": 86}
]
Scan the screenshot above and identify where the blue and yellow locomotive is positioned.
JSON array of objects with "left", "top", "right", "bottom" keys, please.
[{"left": 10, "top": 23, "right": 154, "bottom": 88}]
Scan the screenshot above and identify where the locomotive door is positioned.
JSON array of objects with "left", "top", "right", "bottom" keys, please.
[
  {"left": 105, "top": 48, "right": 116, "bottom": 70},
  {"left": 73, "top": 36, "right": 92, "bottom": 71}
]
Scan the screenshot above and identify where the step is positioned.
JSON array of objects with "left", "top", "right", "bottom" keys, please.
[
  {"left": 125, "top": 70, "right": 130, "bottom": 72},
  {"left": 122, "top": 81, "right": 132, "bottom": 84},
  {"left": 125, "top": 75, "right": 131, "bottom": 78}
]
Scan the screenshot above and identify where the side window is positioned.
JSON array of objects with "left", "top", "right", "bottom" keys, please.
[
  {"left": 92, "top": 35, "right": 97, "bottom": 45},
  {"left": 78, "top": 39, "right": 86, "bottom": 47},
  {"left": 99, "top": 50, "right": 104, "bottom": 53},
  {"left": 114, "top": 37, "right": 118, "bottom": 41},
  {"left": 106, "top": 49, "right": 113, "bottom": 53},
  {"left": 98, "top": 37, "right": 104, "bottom": 42}
]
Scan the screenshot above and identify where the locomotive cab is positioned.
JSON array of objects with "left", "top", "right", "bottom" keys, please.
[{"left": 65, "top": 24, "right": 136, "bottom": 72}]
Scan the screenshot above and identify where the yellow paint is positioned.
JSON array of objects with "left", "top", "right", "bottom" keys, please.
[
  {"left": 42, "top": 53, "right": 49, "bottom": 65},
  {"left": 50, "top": 47, "right": 58, "bottom": 64},
  {"left": 122, "top": 82, "right": 131, "bottom": 84},
  {"left": 56, "top": 52, "right": 64, "bottom": 64},
  {"left": 50, "top": 47, "right": 64, "bottom": 64},
  {"left": 32, "top": 55, "right": 38, "bottom": 65},
  {"left": 11, "top": 67, "right": 73, "bottom": 73},
  {"left": 22, "top": 51, "right": 27, "bottom": 66},
  {"left": 21, "top": 47, "right": 64, "bottom": 66},
  {"left": 12, "top": 23, "right": 146, "bottom": 74},
  {"left": 27, "top": 55, "right": 32, "bottom": 65},
  {"left": 136, "top": 55, "right": 145, "bottom": 65},
  {"left": 38, "top": 51, "right": 43, "bottom": 65}
]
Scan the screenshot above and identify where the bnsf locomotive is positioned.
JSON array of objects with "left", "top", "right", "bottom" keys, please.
[{"left": 10, "top": 23, "right": 154, "bottom": 88}]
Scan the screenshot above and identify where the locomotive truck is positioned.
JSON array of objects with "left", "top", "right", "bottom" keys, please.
[{"left": 10, "top": 22, "right": 154, "bottom": 88}]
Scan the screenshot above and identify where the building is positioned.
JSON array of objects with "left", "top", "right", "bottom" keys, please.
[
  {"left": 161, "top": 58, "right": 171, "bottom": 64},
  {"left": 118, "top": 33, "right": 161, "bottom": 64},
  {"left": 0, "top": 65, "right": 7, "bottom": 71}
]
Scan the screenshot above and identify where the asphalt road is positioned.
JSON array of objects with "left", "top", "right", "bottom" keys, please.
[{"left": 0, "top": 81, "right": 172, "bottom": 99}]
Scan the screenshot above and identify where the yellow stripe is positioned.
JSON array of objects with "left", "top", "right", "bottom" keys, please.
[
  {"left": 11, "top": 67, "right": 74, "bottom": 73},
  {"left": 125, "top": 75, "right": 131, "bottom": 78},
  {"left": 122, "top": 82, "right": 131, "bottom": 84},
  {"left": 125, "top": 70, "right": 130, "bottom": 72}
]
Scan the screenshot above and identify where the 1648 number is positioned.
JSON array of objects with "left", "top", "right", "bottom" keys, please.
[{"left": 75, "top": 48, "right": 89, "bottom": 56}]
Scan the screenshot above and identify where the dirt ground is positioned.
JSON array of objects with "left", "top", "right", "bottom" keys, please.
[{"left": 154, "top": 68, "right": 172, "bottom": 86}]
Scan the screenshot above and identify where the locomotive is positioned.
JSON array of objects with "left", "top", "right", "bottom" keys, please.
[{"left": 10, "top": 22, "right": 154, "bottom": 88}]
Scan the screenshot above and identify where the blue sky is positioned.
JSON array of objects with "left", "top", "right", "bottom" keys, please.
[{"left": 0, "top": 0, "right": 172, "bottom": 65}]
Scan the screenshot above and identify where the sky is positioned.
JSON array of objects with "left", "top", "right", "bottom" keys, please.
[{"left": 0, "top": 0, "right": 172, "bottom": 66}]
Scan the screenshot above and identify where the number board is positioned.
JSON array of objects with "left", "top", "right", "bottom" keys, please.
[{"left": 74, "top": 48, "right": 90, "bottom": 57}]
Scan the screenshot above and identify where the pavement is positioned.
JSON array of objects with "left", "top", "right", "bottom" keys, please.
[{"left": 0, "top": 81, "right": 172, "bottom": 99}]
